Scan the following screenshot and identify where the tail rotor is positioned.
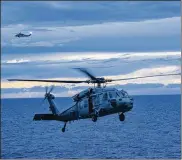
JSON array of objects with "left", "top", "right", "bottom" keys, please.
[
  {"left": 40, "top": 85, "right": 55, "bottom": 106},
  {"left": 45, "top": 86, "right": 48, "bottom": 94},
  {"left": 39, "top": 86, "right": 48, "bottom": 107},
  {"left": 48, "top": 85, "right": 54, "bottom": 94}
]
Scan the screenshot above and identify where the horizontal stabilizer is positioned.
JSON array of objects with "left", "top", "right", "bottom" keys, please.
[{"left": 33, "top": 114, "right": 57, "bottom": 121}]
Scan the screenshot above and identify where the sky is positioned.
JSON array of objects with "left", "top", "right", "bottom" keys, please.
[{"left": 1, "top": 1, "right": 181, "bottom": 98}]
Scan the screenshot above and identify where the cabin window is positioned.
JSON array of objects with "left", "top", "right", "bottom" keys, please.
[
  {"left": 108, "top": 91, "right": 117, "bottom": 99},
  {"left": 79, "top": 101, "right": 84, "bottom": 109},
  {"left": 103, "top": 93, "right": 108, "bottom": 101},
  {"left": 84, "top": 99, "right": 87, "bottom": 108},
  {"left": 70, "top": 111, "right": 75, "bottom": 117},
  {"left": 79, "top": 102, "right": 81, "bottom": 109},
  {"left": 96, "top": 95, "right": 100, "bottom": 105}
]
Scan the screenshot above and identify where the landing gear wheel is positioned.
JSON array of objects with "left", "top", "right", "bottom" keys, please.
[
  {"left": 62, "top": 122, "right": 67, "bottom": 132},
  {"left": 119, "top": 113, "right": 125, "bottom": 121},
  {"left": 62, "top": 128, "right": 65, "bottom": 132},
  {"left": 92, "top": 115, "right": 97, "bottom": 122}
]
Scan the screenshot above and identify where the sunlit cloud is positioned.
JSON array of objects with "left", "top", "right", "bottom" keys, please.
[
  {"left": 6, "top": 59, "right": 30, "bottom": 64},
  {"left": 2, "top": 51, "right": 180, "bottom": 64},
  {"left": 2, "top": 65, "right": 180, "bottom": 90}
]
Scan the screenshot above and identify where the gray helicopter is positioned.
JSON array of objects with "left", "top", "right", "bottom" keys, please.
[
  {"left": 8, "top": 68, "right": 180, "bottom": 132},
  {"left": 15, "top": 32, "right": 32, "bottom": 38}
]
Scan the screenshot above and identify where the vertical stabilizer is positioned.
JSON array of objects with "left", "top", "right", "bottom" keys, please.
[{"left": 46, "top": 93, "right": 60, "bottom": 115}]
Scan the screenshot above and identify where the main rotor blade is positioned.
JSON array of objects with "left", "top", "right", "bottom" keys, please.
[
  {"left": 74, "top": 68, "right": 97, "bottom": 80},
  {"left": 7, "top": 79, "right": 88, "bottom": 83},
  {"left": 45, "top": 86, "right": 48, "bottom": 94},
  {"left": 40, "top": 97, "right": 46, "bottom": 106},
  {"left": 48, "top": 85, "right": 54, "bottom": 93},
  {"left": 110, "top": 73, "right": 181, "bottom": 81}
]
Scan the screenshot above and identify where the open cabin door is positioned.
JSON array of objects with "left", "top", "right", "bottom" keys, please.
[
  {"left": 88, "top": 96, "right": 94, "bottom": 114},
  {"left": 88, "top": 94, "right": 101, "bottom": 114}
]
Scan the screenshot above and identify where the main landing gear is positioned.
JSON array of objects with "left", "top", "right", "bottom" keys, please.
[
  {"left": 62, "top": 122, "right": 67, "bottom": 132},
  {"left": 119, "top": 113, "right": 125, "bottom": 121},
  {"left": 92, "top": 115, "right": 97, "bottom": 122},
  {"left": 92, "top": 110, "right": 99, "bottom": 122}
]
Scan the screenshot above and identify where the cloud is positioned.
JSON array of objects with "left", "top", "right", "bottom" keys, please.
[
  {"left": 2, "top": 52, "right": 180, "bottom": 83},
  {"left": 2, "top": 1, "right": 180, "bottom": 25},
  {"left": 2, "top": 51, "right": 180, "bottom": 83},
  {"left": 12, "top": 41, "right": 57, "bottom": 47},
  {"left": 106, "top": 66, "right": 180, "bottom": 85},
  {"left": 1, "top": 82, "right": 180, "bottom": 98},
  {"left": 2, "top": 64, "right": 180, "bottom": 89},
  {"left": 1, "top": 17, "right": 180, "bottom": 49},
  {"left": 5, "top": 59, "right": 30, "bottom": 64},
  {"left": 66, "top": 17, "right": 180, "bottom": 37},
  {"left": 2, "top": 51, "right": 180, "bottom": 69},
  {"left": 1, "top": 1, "right": 180, "bottom": 98},
  {"left": 2, "top": 50, "right": 181, "bottom": 99},
  {"left": 43, "top": 2, "right": 75, "bottom": 10}
]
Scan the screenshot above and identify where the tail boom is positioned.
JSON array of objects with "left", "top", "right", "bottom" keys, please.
[{"left": 33, "top": 114, "right": 58, "bottom": 120}]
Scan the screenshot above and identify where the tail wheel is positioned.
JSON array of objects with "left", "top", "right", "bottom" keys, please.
[
  {"left": 62, "top": 128, "right": 65, "bottom": 132},
  {"left": 92, "top": 115, "right": 97, "bottom": 122},
  {"left": 119, "top": 113, "right": 125, "bottom": 121},
  {"left": 61, "top": 122, "right": 67, "bottom": 132}
]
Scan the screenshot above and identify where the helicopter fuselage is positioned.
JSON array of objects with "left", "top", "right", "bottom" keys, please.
[
  {"left": 15, "top": 33, "right": 31, "bottom": 38},
  {"left": 34, "top": 87, "right": 133, "bottom": 124},
  {"left": 59, "top": 88, "right": 133, "bottom": 121}
]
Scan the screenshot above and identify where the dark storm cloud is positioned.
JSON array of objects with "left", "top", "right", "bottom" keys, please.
[{"left": 2, "top": 2, "right": 180, "bottom": 25}]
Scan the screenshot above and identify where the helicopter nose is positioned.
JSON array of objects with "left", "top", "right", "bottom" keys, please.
[
  {"left": 127, "top": 99, "right": 134, "bottom": 110},
  {"left": 128, "top": 102, "right": 133, "bottom": 109},
  {"left": 117, "top": 98, "right": 133, "bottom": 111},
  {"left": 110, "top": 99, "right": 117, "bottom": 107}
]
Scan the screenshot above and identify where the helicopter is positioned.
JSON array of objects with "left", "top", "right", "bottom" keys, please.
[
  {"left": 15, "top": 32, "right": 32, "bottom": 38},
  {"left": 8, "top": 68, "right": 180, "bottom": 132}
]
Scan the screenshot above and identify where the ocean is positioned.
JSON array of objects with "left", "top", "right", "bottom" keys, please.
[{"left": 1, "top": 95, "right": 181, "bottom": 159}]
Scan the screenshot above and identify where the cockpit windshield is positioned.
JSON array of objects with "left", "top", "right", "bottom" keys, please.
[{"left": 118, "top": 90, "right": 129, "bottom": 97}]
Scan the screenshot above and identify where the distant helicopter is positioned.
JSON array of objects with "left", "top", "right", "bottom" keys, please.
[
  {"left": 8, "top": 68, "right": 180, "bottom": 132},
  {"left": 15, "top": 32, "right": 32, "bottom": 38}
]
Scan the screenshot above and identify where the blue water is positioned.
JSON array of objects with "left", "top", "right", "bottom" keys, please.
[{"left": 1, "top": 95, "right": 181, "bottom": 158}]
